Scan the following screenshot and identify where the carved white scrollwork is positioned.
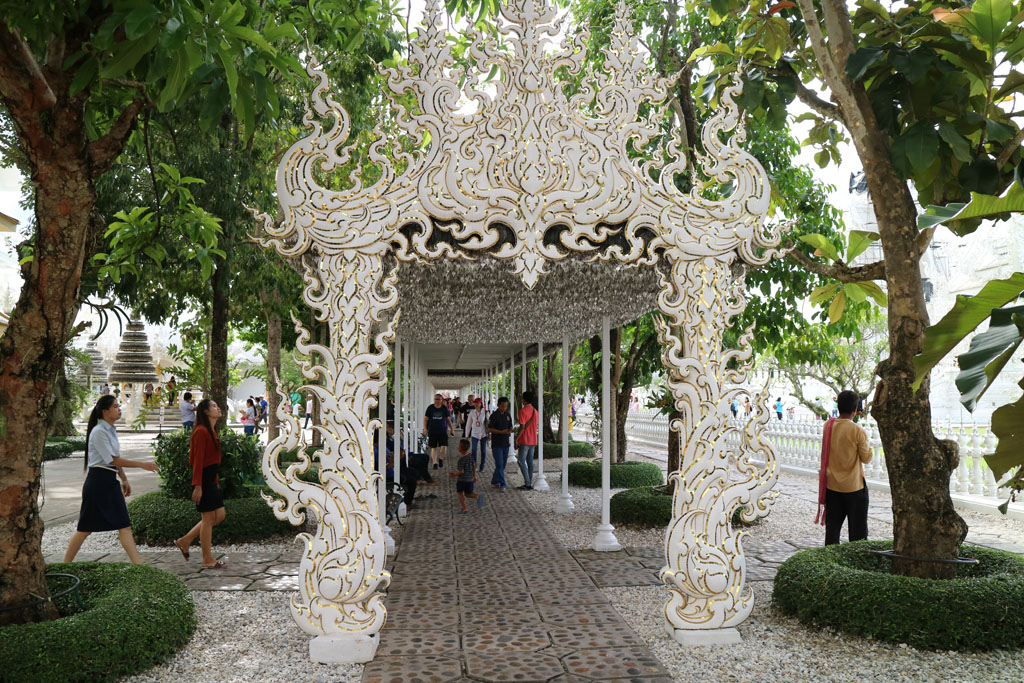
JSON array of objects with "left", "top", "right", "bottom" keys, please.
[{"left": 257, "top": 0, "right": 782, "bottom": 648}]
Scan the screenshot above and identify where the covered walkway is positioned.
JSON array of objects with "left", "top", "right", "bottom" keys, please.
[{"left": 366, "top": 437, "right": 670, "bottom": 682}]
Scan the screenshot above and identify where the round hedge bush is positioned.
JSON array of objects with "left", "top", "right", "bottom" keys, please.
[
  {"left": 773, "top": 540, "right": 1024, "bottom": 651},
  {"left": 0, "top": 562, "right": 195, "bottom": 682},
  {"left": 128, "top": 490, "right": 294, "bottom": 545},
  {"left": 542, "top": 440, "right": 595, "bottom": 459},
  {"left": 567, "top": 460, "right": 664, "bottom": 488},
  {"left": 611, "top": 486, "right": 673, "bottom": 527},
  {"left": 152, "top": 428, "right": 263, "bottom": 499}
]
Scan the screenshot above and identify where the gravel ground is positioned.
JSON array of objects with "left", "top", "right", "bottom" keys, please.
[
  {"left": 604, "top": 583, "right": 1024, "bottom": 683},
  {"left": 127, "top": 592, "right": 363, "bottom": 683},
  {"left": 519, "top": 457, "right": 1024, "bottom": 682}
]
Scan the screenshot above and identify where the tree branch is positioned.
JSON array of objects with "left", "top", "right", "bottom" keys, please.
[
  {"left": 785, "top": 240, "right": 886, "bottom": 282},
  {"left": 757, "top": 62, "right": 845, "bottom": 125},
  {"left": 0, "top": 22, "right": 56, "bottom": 144},
  {"left": 996, "top": 125, "right": 1024, "bottom": 170},
  {"left": 87, "top": 99, "right": 148, "bottom": 177}
]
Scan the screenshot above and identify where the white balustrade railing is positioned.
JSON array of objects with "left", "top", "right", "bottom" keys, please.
[{"left": 571, "top": 406, "right": 1021, "bottom": 520}]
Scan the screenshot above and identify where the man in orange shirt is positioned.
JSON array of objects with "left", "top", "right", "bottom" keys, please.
[{"left": 823, "top": 390, "right": 873, "bottom": 545}]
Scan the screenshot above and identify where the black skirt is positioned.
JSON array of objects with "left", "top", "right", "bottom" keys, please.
[
  {"left": 196, "top": 464, "right": 224, "bottom": 512},
  {"left": 77, "top": 467, "right": 131, "bottom": 532}
]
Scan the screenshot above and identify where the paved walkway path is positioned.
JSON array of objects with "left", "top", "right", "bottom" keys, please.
[{"left": 364, "top": 451, "right": 672, "bottom": 683}]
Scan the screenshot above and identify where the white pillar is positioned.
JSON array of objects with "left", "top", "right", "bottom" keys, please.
[
  {"left": 534, "top": 342, "right": 549, "bottom": 491},
  {"left": 556, "top": 335, "right": 574, "bottom": 512},
  {"left": 593, "top": 315, "right": 621, "bottom": 551},
  {"left": 379, "top": 371, "right": 394, "bottom": 555},
  {"left": 393, "top": 335, "right": 401, "bottom": 507},
  {"left": 508, "top": 353, "right": 517, "bottom": 465}
]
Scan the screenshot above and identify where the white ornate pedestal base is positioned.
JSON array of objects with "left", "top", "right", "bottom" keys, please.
[
  {"left": 533, "top": 472, "right": 550, "bottom": 491},
  {"left": 555, "top": 493, "right": 574, "bottom": 513},
  {"left": 383, "top": 525, "right": 395, "bottom": 556},
  {"left": 509, "top": 453, "right": 518, "bottom": 465},
  {"left": 669, "top": 627, "right": 742, "bottom": 647},
  {"left": 591, "top": 524, "right": 621, "bottom": 551},
  {"left": 309, "top": 634, "right": 380, "bottom": 664},
  {"left": 397, "top": 502, "right": 407, "bottom": 520}
]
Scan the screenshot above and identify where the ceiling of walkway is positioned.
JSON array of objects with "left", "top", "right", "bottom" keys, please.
[{"left": 393, "top": 255, "right": 662, "bottom": 349}]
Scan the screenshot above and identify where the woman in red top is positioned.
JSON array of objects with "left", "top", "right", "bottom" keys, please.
[{"left": 174, "top": 399, "right": 228, "bottom": 568}]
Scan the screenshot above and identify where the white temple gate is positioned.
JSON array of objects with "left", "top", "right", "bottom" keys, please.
[{"left": 257, "top": 0, "right": 782, "bottom": 662}]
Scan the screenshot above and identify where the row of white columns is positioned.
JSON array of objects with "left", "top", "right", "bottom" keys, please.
[{"left": 451, "top": 319, "right": 619, "bottom": 551}]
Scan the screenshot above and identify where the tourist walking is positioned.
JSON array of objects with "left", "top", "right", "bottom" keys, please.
[
  {"left": 241, "top": 398, "right": 257, "bottom": 436},
  {"left": 775, "top": 397, "right": 784, "bottom": 421},
  {"left": 175, "top": 399, "right": 228, "bottom": 568},
  {"left": 460, "top": 394, "right": 475, "bottom": 435},
  {"left": 423, "top": 393, "right": 453, "bottom": 468},
  {"left": 64, "top": 396, "right": 159, "bottom": 565},
  {"left": 100, "top": 382, "right": 110, "bottom": 396},
  {"left": 488, "top": 396, "right": 513, "bottom": 491},
  {"left": 258, "top": 395, "right": 269, "bottom": 430},
  {"left": 166, "top": 376, "right": 177, "bottom": 406},
  {"left": 742, "top": 396, "right": 752, "bottom": 419},
  {"left": 730, "top": 398, "right": 739, "bottom": 418},
  {"left": 815, "top": 391, "right": 872, "bottom": 545},
  {"left": 449, "top": 438, "right": 485, "bottom": 513},
  {"left": 304, "top": 395, "right": 313, "bottom": 429},
  {"left": 516, "top": 390, "right": 538, "bottom": 490},
  {"left": 180, "top": 391, "right": 196, "bottom": 430},
  {"left": 465, "top": 397, "right": 489, "bottom": 474}
]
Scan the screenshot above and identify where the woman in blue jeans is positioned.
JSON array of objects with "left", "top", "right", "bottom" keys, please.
[
  {"left": 516, "top": 391, "right": 538, "bottom": 490},
  {"left": 487, "top": 397, "right": 514, "bottom": 490},
  {"left": 465, "top": 398, "right": 490, "bottom": 473}
]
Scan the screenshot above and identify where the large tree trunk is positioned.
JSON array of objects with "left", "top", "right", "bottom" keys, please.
[
  {"left": 795, "top": 0, "right": 967, "bottom": 578},
  {"left": 0, "top": 154, "right": 95, "bottom": 625},
  {"left": 46, "top": 361, "right": 79, "bottom": 437},
  {"left": 210, "top": 256, "right": 230, "bottom": 431},
  {"left": 266, "top": 309, "right": 281, "bottom": 441},
  {"left": 614, "top": 389, "right": 630, "bottom": 464}
]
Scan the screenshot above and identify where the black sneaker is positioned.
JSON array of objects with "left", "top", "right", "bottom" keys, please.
[
  {"left": 439, "top": 459, "right": 444, "bottom": 467},
  {"left": 432, "top": 463, "right": 438, "bottom": 470},
  {"left": 517, "top": 484, "right": 530, "bottom": 490}
]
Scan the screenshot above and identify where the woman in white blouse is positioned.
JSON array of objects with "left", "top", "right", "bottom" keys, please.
[
  {"left": 465, "top": 398, "right": 490, "bottom": 474},
  {"left": 64, "top": 395, "right": 159, "bottom": 564}
]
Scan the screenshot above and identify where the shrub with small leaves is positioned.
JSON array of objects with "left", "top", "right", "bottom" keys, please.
[
  {"left": 128, "top": 490, "right": 294, "bottom": 545},
  {"left": 42, "top": 441, "right": 77, "bottom": 461},
  {"left": 0, "top": 562, "right": 195, "bottom": 682},
  {"left": 151, "top": 428, "right": 263, "bottom": 499},
  {"left": 542, "top": 440, "right": 595, "bottom": 459},
  {"left": 567, "top": 460, "right": 663, "bottom": 488},
  {"left": 610, "top": 486, "right": 673, "bottom": 527},
  {"left": 773, "top": 540, "right": 1024, "bottom": 651}
]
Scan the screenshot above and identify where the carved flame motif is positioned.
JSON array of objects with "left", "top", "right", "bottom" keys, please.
[{"left": 257, "top": 0, "right": 783, "bottom": 643}]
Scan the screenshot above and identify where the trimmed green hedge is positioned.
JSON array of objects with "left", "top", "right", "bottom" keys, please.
[
  {"left": 611, "top": 486, "right": 673, "bottom": 527},
  {"left": 49, "top": 435, "right": 87, "bottom": 451},
  {"left": 128, "top": 490, "right": 294, "bottom": 545},
  {"left": 0, "top": 562, "right": 195, "bottom": 682},
  {"left": 610, "top": 487, "right": 757, "bottom": 528},
  {"left": 567, "top": 460, "right": 664, "bottom": 488},
  {"left": 773, "top": 540, "right": 1024, "bottom": 651},
  {"left": 152, "top": 428, "right": 263, "bottom": 499},
  {"left": 542, "top": 440, "right": 595, "bottom": 459},
  {"left": 43, "top": 441, "right": 77, "bottom": 461}
]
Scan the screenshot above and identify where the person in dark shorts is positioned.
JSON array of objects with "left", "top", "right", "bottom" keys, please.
[
  {"left": 449, "top": 439, "right": 485, "bottom": 513},
  {"left": 174, "top": 399, "right": 228, "bottom": 568},
  {"left": 64, "top": 396, "right": 160, "bottom": 564},
  {"left": 423, "top": 393, "right": 453, "bottom": 469}
]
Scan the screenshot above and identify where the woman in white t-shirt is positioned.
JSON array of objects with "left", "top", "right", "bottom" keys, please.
[{"left": 465, "top": 398, "right": 490, "bottom": 474}]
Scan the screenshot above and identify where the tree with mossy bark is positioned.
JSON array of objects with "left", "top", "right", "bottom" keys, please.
[
  {"left": 0, "top": 0, "right": 301, "bottom": 625},
  {"left": 0, "top": 0, "right": 397, "bottom": 625},
  {"left": 694, "top": 0, "right": 1024, "bottom": 577}
]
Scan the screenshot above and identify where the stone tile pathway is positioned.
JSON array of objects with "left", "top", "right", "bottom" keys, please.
[{"left": 365, "top": 453, "right": 672, "bottom": 683}]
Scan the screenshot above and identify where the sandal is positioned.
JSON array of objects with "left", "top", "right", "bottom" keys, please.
[
  {"left": 201, "top": 561, "right": 229, "bottom": 570},
  {"left": 174, "top": 538, "right": 190, "bottom": 562}
]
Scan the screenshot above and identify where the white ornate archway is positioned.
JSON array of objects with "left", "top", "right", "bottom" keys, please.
[{"left": 257, "top": 0, "right": 781, "bottom": 661}]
